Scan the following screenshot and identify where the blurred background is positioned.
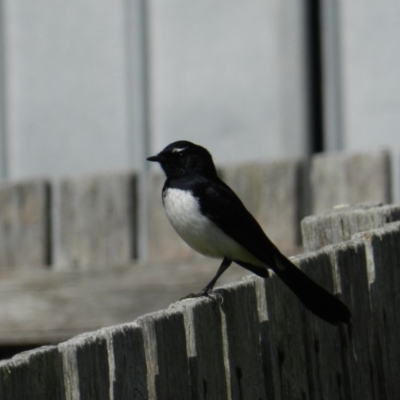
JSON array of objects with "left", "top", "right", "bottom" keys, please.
[
  {"left": 1, "top": 0, "right": 399, "bottom": 179},
  {"left": 0, "top": 0, "right": 400, "bottom": 358}
]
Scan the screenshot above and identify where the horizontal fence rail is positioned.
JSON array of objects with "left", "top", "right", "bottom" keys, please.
[{"left": 1, "top": 211, "right": 400, "bottom": 398}]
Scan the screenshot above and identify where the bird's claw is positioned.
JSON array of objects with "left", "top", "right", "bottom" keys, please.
[
  {"left": 180, "top": 289, "right": 209, "bottom": 300},
  {"left": 209, "top": 291, "right": 224, "bottom": 307},
  {"left": 180, "top": 289, "right": 223, "bottom": 307}
]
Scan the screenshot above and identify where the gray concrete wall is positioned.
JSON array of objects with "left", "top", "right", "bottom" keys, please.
[
  {"left": 2, "top": 1, "right": 400, "bottom": 182},
  {"left": 2, "top": 0, "right": 131, "bottom": 179},
  {"left": 0, "top": 0, "right": 311, "bottom": 182},
  {"left": 148, "top": 0, "right": 310, "bottom": 163},
  {"left": 321, "top": 1, "right": 400, "bottom": 201},
  {"left": 337, "top": 1, "right": 400, "bottom": 151}
]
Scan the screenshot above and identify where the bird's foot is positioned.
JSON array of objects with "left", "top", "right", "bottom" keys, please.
[{"left": 180, "top": 289, "right": 223, "bottom": 306}]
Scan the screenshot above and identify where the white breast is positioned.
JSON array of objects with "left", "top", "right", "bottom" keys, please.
[{"left": 162, "top": 188, "right": 265, "bottom": 266}]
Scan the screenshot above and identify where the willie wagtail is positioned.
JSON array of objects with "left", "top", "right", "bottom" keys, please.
[{"left": 147, "top": 140, "right": 351, "bottom": 325}]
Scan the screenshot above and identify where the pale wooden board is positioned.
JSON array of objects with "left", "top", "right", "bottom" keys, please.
[
  {"left": 301, "top": 203, "right": 400, "bottom": 252},
  {"left": 59, "top": 332, "right": 110, "bottom": 400},
  {"left": 296, "top": 249, "right": 351, "bottom": 399},
  {"left": 0, "top": 179, "right": 50, "bottom": 270},
  {"left": 262, "top": 261, "right": 311, "bottom": 400},
  {"left": 103, "top": 323, "right": 148, "bottom": 400},
  {"left": 354, "top": 222, "right": 400, "bottom": 399},
  {"left": 137, "top": 309, "right": 190, "bottom": 399},
  {"left": 0, "top": 258, "right": 251, "bottom": 345},
  {"left": 310, "top": 150, "right": 391, "bottom": 215},
  {"left": 326, "top": 241, "right": 374, "bottom": 400},
  {"left": 216, "top": 279, "right": 267, "bottom": 400},
  {"left": 345, "top": 150, "right": 392, "bottom": 204},
  {"left": 53, "top": 171, "right": 137, "bottom": 271},
  {"left": 171, "top": 297, "right": 228, "bottom": 400}
]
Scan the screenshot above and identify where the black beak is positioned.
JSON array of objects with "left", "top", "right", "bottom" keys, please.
[{"left": 147, "top": 155, "right": 162, "bottom": 162}]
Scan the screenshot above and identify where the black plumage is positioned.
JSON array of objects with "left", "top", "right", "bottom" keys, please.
[{"left": 148, "top": 140, "right": 351, "bottom": 325}]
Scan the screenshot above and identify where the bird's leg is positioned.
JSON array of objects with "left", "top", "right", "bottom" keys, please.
[
  {"left": 181, "top": 257, "right": 232, "bottom": 300},
  {"left": 198, "top": 257, "right": 233, "bottom": 295}
]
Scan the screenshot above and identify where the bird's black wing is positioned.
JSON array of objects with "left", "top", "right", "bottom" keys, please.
[
  {"left": 196, "top": 177, "right": 281, "bottom": 268},
  {"left": 197, "top": 177, "right": 351, "bottom": 325}
]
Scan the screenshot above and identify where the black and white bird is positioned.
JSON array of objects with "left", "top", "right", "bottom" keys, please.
[{"left": 147, "top": 140, "right": 351, "bottom": 325}]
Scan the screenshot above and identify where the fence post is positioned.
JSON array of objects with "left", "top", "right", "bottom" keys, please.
[
  {"left": 137, "top": 309, "right": 191, "bottom": 399},
  {"left": 310, "top": 150, "right": 392, "bottom": 214},
  {"left": 58, "top": 332, "right": 110, "bottom": 400},
  {"left": 0, "top": 179, "right": 50, "bottom": 269},
  {"left": 102, "top": 323, "right": 147, "bottom": 400},
  {"left": 301, "top": 203, "right": 400, "bottom": 252},
  {"left": 0, "top": 346, "right": 65, "bottom": 400},
  {"left": 354, "top": 222, "right": 400, "bottom": 399},
  {"left": 171, "top": 297, "right": 228, "bottom": 400},
  {"left": 215, "top": 280, "right": 267, "bottom": 400},
  {"left": 53, "top": 172, "right": 137, "bottom": 270}
]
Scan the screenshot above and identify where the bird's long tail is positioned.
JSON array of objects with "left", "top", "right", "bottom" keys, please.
[{"left": 272, "top": 254, "right": 351, "bottom": 325}]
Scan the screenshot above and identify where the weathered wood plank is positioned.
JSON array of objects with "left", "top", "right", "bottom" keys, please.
[
  {"left": 251, "top": 275, "right": 276, "bottom": 400},
  {"left": 310, "top": 150, "right": 391, "bottom": 214},
  {"left": 0, "top": 259, "right": 249, "bottom": 345},
  {"left": 311, "top": 152, "right": 347, "bottom": 214},
  {"left": 102, "top": 323, "right": 148, "bottom": 400},
  {"left": 301, "top": 203, "right": 400, "bottom": 252},
  {"left": 216, "top": 279, "right": 266, "bottom": 400},
  {"left": 137, "top": 309, "right": 190, "bottom": 399},
  {"left": 59, "top": 332, "right": 110, "bottom": 400},
  {"left": 354, "top": 222, "right": 400, "bottom": 399},
  {"left": 262, "top": 258, "right": 310, "bottom": 400},
  {"left": 0, "top": 179, "right": 50, "bottom": 269},
  {"left": 326, "top": 241, "right": 375, "bottom": 400},
  {"left": 294, "top": 250, "right": 349, "bottom": 399},
  {"left": 171, "top": 297, "right": 228, "bottom": 400},
  {"left": 345, "top": 150, "right": 392, "bottom": 204},
  {"left": 220, "top": 159, "right": 305, "bottom": 249},
  {"left": 0, "top": 346, "right": 65, "bottom": 400},
  {"left": 53, "top": 172, "right": 137, "bottom": 270}
]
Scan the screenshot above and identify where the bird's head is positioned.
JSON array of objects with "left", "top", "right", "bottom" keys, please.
[{"left": 147, "top": 141, "right": 217, "bottom": 179}]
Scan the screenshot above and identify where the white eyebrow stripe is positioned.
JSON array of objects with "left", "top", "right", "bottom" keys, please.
[{"left": 172, "top": 147, "right": 187, "bottom": 153}]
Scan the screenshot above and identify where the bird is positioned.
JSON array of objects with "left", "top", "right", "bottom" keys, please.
[{"left": 147, "top": 140, "right": 351, "bottom": 325}]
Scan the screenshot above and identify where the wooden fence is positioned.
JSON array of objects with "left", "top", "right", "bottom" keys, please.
[
  {"left": 1, "top": 202, "right": 400, "bottom": 399},
  {"left": 0, "top": 149, "right": 392, "bottom": 270}
]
